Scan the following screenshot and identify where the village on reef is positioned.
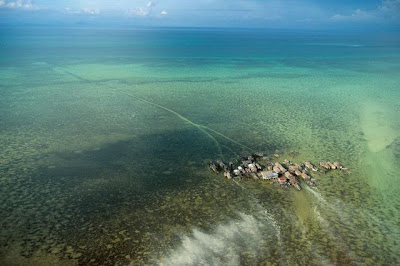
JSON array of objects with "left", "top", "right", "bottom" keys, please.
[{"left": 209, "top": 151, "right": 348, "bottom": 190}]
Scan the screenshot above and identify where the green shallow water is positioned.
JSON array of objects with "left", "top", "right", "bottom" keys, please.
[{"left": 0, "top": 27, "right": 399, "bottom": 265}]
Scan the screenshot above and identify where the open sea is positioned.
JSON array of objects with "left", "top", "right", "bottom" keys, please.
[{"left": 0, "top": 27, "right": 399, "bottom": 265}]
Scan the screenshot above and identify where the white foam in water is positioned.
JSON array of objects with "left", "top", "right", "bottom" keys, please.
[
  {"left": 159, "top": 213, "right": 272, "bottom": 266},
  {"left": 307, "top": 186, "right": 381, "bottom": 229},
  {"left": 306, "top": 187, "right": 363, "bottom": 264},
  {"left": 305, "top": 186, "right": 327, "bottom": 204},
  {"left": 306, "top": 186, "right": 348, "bottom": 223},
  {"left": 313, "top": 206, "right": 329, "bottom": 228}
]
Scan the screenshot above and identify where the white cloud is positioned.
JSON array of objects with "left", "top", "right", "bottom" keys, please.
[
  {"left": 82, "top": 8, "right": 100, "bottom": 15},
  {"left": 331, "top": 0, "right": 400, "bottom": 23},
  {"left": 64, "top": 7, "right": 78, "bottom": 14},
  {"left": 64, "top": 7, "right": 100, "bottom": 15},
  {"left": 125, "top": 1, "right": 156, "bottom": 17},
  {"left": 160, "top": 10, "right": 167, "bottom": 16},
  {"left": 331, "top": 9, "right": 376, "bottom": 22},
  {"left": 0, "top": 0, "right": 36, "bottom": 9},
  {"left": 380, "top": 0, "right": 400, "bottom": 18},
  {"left": 147, "top": 1, "right": 155, "bottom": 8},
  {"left": 125, "top": 7, "right": 149, "bottom": 17}
]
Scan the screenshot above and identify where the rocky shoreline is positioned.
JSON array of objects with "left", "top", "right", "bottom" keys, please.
[{"left": 209, "top": 152, "right": 348, "bottom": 190}]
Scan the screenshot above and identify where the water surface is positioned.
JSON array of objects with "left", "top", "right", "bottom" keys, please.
[{"left": 0, "top": 27, "right": 399, "bottom": 265}]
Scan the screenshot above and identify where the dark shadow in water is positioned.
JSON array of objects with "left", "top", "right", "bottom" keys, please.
[
  {"left": 0, "top": 121, "right": 290, "bottom": 264},
  {"left": 0, "top": 126, "right": 246, "bottom": 260},
  {"left": 40, "top": 126, "right": 220, "bottom": 197}
]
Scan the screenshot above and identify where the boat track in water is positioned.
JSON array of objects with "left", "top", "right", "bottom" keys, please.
[{"left": 54, "top": 66, "right": 253, "bottom": 159}]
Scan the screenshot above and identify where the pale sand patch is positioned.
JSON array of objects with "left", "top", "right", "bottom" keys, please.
[
  {"left": 361, "top": 101, "right": 399, "bottom": 195},
  {"left": 360, "top": 102, "right": 398, "bottom": 153}
]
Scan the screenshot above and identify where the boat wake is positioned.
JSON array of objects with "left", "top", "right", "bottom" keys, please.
[
  {"left": 305, "top": 187, "right": 365, "bottom": 263},
  {"left": 305, "top": 186, "right": 327, "bottom": 204}
]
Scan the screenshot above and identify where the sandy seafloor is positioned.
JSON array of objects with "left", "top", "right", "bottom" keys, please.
[{"left": 0, "top": 27, "right": 399, "bottom": 265}]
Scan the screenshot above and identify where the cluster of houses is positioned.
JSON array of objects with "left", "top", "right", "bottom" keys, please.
[{"left": 209, "top": 152, "right": 347, "bottom": 191}]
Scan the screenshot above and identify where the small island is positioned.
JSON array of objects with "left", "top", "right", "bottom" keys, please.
[{"left": 209, "top": 152, "right": 348, "bottom": 190}]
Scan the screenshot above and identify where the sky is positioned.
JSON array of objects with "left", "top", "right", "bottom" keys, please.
[{"left": 0, "top": 0, "right": 399, "bottom": 29}]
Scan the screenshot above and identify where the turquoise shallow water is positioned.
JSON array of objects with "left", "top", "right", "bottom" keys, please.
[{"left": 0, "top": 27, "right": 399, "bottom": 265}]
